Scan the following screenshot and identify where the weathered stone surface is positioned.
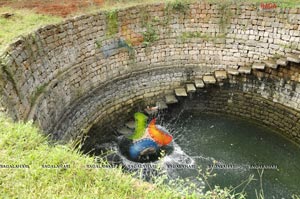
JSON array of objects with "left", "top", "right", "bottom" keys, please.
[
  {"left": 194, "top": 79, "right": 205, "bottom": 88},
  {"left": 252, "top": 63, "right": 265, "bottom": 70},
  {"left": 287, "top": 53, "right": 300, "bottom": 63},
  {"left": 156, "top": 101, "right": 168, "bottom": 109},
  {"left": 238, "top": 66, "right": 252, "bottom": 74},
  {"left": 214, "top": 70, "right": 227, "bottom": 80},
  {"left": 264, "top": 60, "right": 277, "bottom": 69},
  {"left": 1, "top": 2, "right": 300, "bottom": 144},
  {"left": 175, "top": 88, "right": 188, "bottom": 96},
  {"left": 144, "top": 108, "right": 158, "bottom": 115},
  {"left": 186, "top": 84, "right": 196, "bottom": 93},
  {"left": 117, "top": 127, "right": 132, "bottom": 135},
  {"left": 125, "top": 121, "right": 135, "bottom": 130},
  {"left": 165, "top": 94, "right": 178, "bottom": 104},
  {"left": 227, "top": 68, "right": 239, "bottom": 75},
  {"left": 203, "top": 75, "right": 216, "bottom": 84},
  {"left": 276, "top": 58, "right": 287, "bottom": 66}
]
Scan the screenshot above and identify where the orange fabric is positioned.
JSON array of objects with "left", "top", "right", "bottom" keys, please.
[{"left": 148, "top": 118, "right": 173, "bottom": 146}]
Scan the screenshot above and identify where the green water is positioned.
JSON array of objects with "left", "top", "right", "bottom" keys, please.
[{"left": 162, "top": 111, "right": 300, "bottom": 198}]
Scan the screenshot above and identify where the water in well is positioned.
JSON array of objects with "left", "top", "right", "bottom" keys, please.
[{"left": 91, "top": 109, "right": 300, "bottom": 198}]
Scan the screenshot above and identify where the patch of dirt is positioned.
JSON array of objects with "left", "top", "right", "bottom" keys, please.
[{"left": 0, "top": 0, "right": 104, "bottom": 17}]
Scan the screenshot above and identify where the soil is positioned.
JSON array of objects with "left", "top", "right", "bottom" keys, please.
[{"left": 0, "top": 0, "right": 105, "bottom": 17}]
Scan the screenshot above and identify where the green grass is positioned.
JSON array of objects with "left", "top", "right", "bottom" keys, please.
[
  {"left": 0, "top": 113, "right": 183, "bottom": 199},
  {"left": 0, "top": 7, "right": 62, "bottom": 51}
]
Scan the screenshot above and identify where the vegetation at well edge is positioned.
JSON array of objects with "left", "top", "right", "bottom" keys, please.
[
  {"left": 0, "top": 112, "right": 177, "bottom": 198},
  {"left": 0, "top": 7, "right": 62, "bottom": 51}
]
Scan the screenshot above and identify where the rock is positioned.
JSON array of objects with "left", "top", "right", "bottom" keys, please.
[
  {"left": 175, "top": 88, "right": 187, "bottom": 96},
  {"left": 156, "top": 101, "right": 168, "bottom": 109},
  {"left": 194, "top": 79, "right": 205, "bottom": 88},
  {"left": 186, "top": 84, "right": 196, "bottom": 93},
  {"left": 1, "top": 13, "right": 14, "bottom": 19},
  {"left": 125, "top": 121, "right": 135, "bottom": 130},
  {"left": 165, "top": 94, "right": 178, "bottom": 104},
  {"left": 238, "top": 66, "right": 252, "bottom": 74},
  {"left": 144, "top": 108, "right": 158, "bottom": 115},
  {"left": 286, "top": 53, "right": 300, "bottom": 63},
  {"left": 276, "top": 58, "right": 287, "bottom": 66},
  {"left": 214, "top": 70, "right": 227, "bottom": 80},
  {"left": 203, "top": 75, "right": 216, "bottom": 84},
  {"left": 252, "top": 63, "right": 265, "bottom": 70},
  {"left": 263, "top": 60, "right": 277, "bottom": 69},
  {"left": 227, "top": 68, "right": 239, "bottom": 75},
  {"left": 117, "top": 127, "right": 132, "bottom": 135}
]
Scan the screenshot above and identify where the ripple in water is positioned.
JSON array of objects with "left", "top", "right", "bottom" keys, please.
[{"left": 161, "top": 111, "right": 300, "bottom": 198}]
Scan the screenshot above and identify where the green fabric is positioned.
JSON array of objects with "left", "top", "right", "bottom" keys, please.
[{"left": 127, "top": 112, "right": 147, "bottom": 140}]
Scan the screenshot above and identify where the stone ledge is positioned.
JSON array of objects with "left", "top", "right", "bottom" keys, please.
[
  {"left": 264, "top": 60, "right": 277, "bottom": 69},
  {"left": 117, "top": 127, "right": 132, "bottom": 135},
  {"left": 276, "top": 58, "right": 287, "bottom": 66},
  {"left": 165, "top": 94, "right": 178, "bottom": 104},
  {"left": 238, "top": 66, "right": 252, "bottom": 74},
  {"left": 194, "top": 79, "right": 205, "bottom": 88},
  {"left": 175, "top": 88, "right": 188, "bottom": 96},
  {"left": 156, "top": 101, "right": 168, "bottom": 109},
  {"left": 125, "top": 121, "right": 135, "bottom": 129},
  {"left": 227, "top": 68, "right": 239, "bottom": 75},
  {"left": 286, "top": 53, "right": 300, "bottom": 63},
  {"left": 252, "top": 63, "right": 265, "bottom": 70},
  {"left": 203, "top": 75, "right": 216, "bottom": 84},
  {"left": 186, "top": 84, "right": 196, "bottom": 93},
  {"left": 214, "top": 70, "right": 227, "bottom": 80}
]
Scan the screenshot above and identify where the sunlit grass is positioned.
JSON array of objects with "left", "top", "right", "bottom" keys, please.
[
  {"left": 0, "top": 113, "right": 179, "bottom": 199},
  {"left": 0, "top": 7, "right": 62, "bottom": 50}
]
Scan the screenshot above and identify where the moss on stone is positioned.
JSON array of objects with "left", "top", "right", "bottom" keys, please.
[{"left": 106, "top": 9, "right": 119, "bottom": 36}]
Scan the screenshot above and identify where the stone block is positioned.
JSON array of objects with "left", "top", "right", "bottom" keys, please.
[
  {"left": 125, "top": 121, "right": 135, "bottom": 129},
  {"left": 264, "top": 60, "right": 277, "bottom": 69},
  {"left": 175, "top": 88, "right": 188, "bottom": 96},
  {"left": 214, "top": 70, "right": 227, "bottom": 79},
  {"left": 186, "top": 84, "right": 196, "bottom": 93},
  {"left": 203, "top": 75, "right": 216, "bottom": 84},
  {"left": 238, "top": 66, "right": 252, "bottom": 74},
  {"left": 286, "top": 53, "right": 300, "bottom": 63},
  {"left": 156, "top": 101, "right": 168, "bottom": 109},
  {"left": 165, "top": 94, "right": 178, "bottom": 104},
  {"left": 276, "top": 58, "right": 287, "bottom": 66},
  {"left": 252, "top": 63, "right": 265, "bottom": 70},
  {"left": 227, "top": 68, "right": 239, "bottom": 75},
  {"left": 195, "top": 79, "right": 205, "bottom": 88},
  {"left": 144, "top": 108, "right": 158, "bottom": 115},
  {"left": 117, "top": 127, "right": 132, "bottom": 135}
]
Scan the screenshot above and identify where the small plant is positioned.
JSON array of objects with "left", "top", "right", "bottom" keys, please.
[
  {"left": 292, "top": 194, "right": 300, "bottom": 199},
  {"left": 30, "top": 83, "right": 48, "bottom": 106},
  {"left": 95, "top": 39, "right": 102, "bottom": 49},
  {"left": 106, "top": 9, "right": 118, "bottom": 36},
  {"left": 218, "top": 2, "right": 233, "bottom": 33},
  {"left": 1, "top": 60, "right": 19, "bottom": 96},
  {"left": 142, "top": 23, "right": 158, "bottom": 47},
  {"left": 168, "top": 0, "right": 189, "bottom": 14}
]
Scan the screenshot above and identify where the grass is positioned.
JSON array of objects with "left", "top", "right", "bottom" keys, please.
[
  {"left": 0, "top": 7, "right": 62, "bottom": 51},
  {"left": 0, "top": 113, "right": 181, "bottom": 199}
]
